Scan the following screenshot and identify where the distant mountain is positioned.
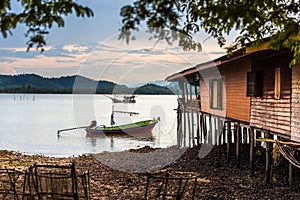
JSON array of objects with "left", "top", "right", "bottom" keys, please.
[
  {"left": 0, "top": 74, "right": 179, "bottom": 94},
  {"left": 133, "top": 83, "right": 173, "bottom": 95}
]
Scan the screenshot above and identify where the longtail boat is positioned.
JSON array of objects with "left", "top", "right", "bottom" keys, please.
[{"left": 86, "top": 119, "right": 158, "bottom": 136}]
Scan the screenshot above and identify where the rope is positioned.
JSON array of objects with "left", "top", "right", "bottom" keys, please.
[
  {"left": 256, "top": 138, "right": 300, "bottom": 169},
  {"left": 277, "top": 144, "right": 300, "bottom": 169},
  {"left": 272, "top": 142, "right": 281, "bottom": 166}
]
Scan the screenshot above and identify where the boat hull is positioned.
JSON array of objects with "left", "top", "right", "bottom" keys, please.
[{"left": 86, "top": 120, "right": 157, "bottom": 137}]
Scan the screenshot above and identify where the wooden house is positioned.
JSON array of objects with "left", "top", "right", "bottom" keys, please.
[
  {"left": 166, "top": 47, "right": 300, "bottom": 185},
  {"left": 166, "top": 49, "right": 300, "bottom": 142}
]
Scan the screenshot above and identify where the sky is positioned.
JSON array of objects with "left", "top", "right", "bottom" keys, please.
[{"left": 0, "top": 0, "right": 227, "bottom": 86}]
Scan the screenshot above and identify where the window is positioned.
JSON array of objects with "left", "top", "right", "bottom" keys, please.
[
  {"left": 246, "top": 71, "right": 263, "bottom": 97},
  {"left": 274, "top": 67, "right": 281, "bottom": 99},
  {"left": 209, "top": 79, "right": 222, "bottom": 110}
]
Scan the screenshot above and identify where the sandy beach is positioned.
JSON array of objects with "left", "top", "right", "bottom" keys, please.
[{"left": 1, "top": 144, "right": 300, "bottom": 199}]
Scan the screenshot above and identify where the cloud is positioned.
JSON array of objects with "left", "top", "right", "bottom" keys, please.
[
  {"left": 0, "top": 63, "right": 17, "bottom": 75},
  {"left": 0, "top": 33, "right": 225, "bottom": 85}
]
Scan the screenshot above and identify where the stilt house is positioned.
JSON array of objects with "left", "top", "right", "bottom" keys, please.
[{"left": 166, "top": 48, "right": 300, "bottom": 143}]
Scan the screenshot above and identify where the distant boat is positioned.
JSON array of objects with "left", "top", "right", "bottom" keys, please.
[
  {"left": 105, "top": 95, "right": 136, "bottom": 103},
  {"left": 86, "top": 119, "right": 158, "bottom": 137}
]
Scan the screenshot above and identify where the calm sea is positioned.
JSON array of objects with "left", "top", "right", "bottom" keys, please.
[{"left": 0, "top": 94, "right": 178, "bottom": 157}]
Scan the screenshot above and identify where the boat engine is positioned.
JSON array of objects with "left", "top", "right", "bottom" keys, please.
[{"left": 90, "top": 120, "right": 97, "bottom": 128}]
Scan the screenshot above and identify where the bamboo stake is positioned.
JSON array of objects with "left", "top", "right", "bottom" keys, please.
[{"left": 57, "top": 126, "right": 88, "bottom": 136}]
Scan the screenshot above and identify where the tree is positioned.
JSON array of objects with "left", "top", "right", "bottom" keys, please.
[
  {"left": 0, "top": 0, "right": 93, "bottom": 51},
  {"left": 119, "top": 0, "right": 300, "bottom": 65}
]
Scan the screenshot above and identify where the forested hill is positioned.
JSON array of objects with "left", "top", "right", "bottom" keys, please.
[{"left": 0, "top": 74, "right": 178, "bottom": 94}]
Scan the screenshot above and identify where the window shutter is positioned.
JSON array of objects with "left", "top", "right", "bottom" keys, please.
[{"left": 247, "top": 71, "right": 263, "bottom": 97}]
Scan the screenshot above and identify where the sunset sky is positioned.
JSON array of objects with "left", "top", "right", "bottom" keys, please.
[{"left": 0, "top": 0, "right": 226, "bottom": 86}]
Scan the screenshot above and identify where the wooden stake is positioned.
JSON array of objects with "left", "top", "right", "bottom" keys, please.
[
  {"left": 289, "top": 148, "right": 295, "bottom": 187},
  {"left": 236, "top": 123, "right": 241, "bottom": 168},
  {"left": 208, "top": 114, "right": 213, "bottom": 144},
  {"left": 202, "top": 114, "right": 207, "bottom": 144},
  {"left": 249, "top": 127, "right": 255, "bottom": 177},
  {"left": 218, "top": 118, "right": 223, "bottom": 159},
  {"left": 177, "top": 102, "right": 182, "bottom": 147},
  {"left": 265, "top": 131, "right": 273, "bottom": 187},
  {"left": 196, "top": 111, "right": 200, "bottom": 146},
  {"left": 226, "top": 121, "right": 231, "bottom": 162},
  {"left": 190, "top": 84, "right": 195, "bottom": 147},
  {"left": 183, "top": 110, "right": 186, "bottom": 147}
]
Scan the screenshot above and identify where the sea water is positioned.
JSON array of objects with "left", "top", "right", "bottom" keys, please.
[{"left": 0, "top": 94, "right": 178, "bottom": 157}]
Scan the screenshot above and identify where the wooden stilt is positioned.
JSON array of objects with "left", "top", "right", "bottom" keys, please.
[
  {"left": 191, "top": 110, "right": 195, "bottom": 147},
  {"left": 183, "top": 110, "right": 186, "bottom": 147},
  {"left": 249, "top": 127, "right": 255, "bottom": 177},
  {"left": 226, "top": 121, "right": 231, "bottom": 163},
  {"left": 223, "top": 123, "right": 226, "bottom": 144},
  {"left": 214, "top": 117, "right": 218, "bottom": 145},
  {"left": 208, "top": 114, "right": 213, "bottom": 144},
  {"left": 187, "top": 110, "right": 192, "bottom": 147},
  {"left": 200, "top": 113, "right": 204, "bottom": 144},
  {"left": 189, "top": 84, "right": 195, "bottom": 147},
  {"left": 289, "top": 148, "right": 295, "bottom": 187},
  {"left": 236, "top": 123, "right": 241, "bottom": 168},
  {"left": 177, "top": 102, "right": 182, "bottom": 147},
  {"left": 243, "top": 126, "right": 247, "bottom": 144},
  {"left": 196, "top": 111, "right": 200, "bottom": 146},
  {"left": 256, "top": 130, "right": 261, "bottom": 148},
  {"left": 265, "top": 131, "right": 273, "bottom": 187},
  {"left": 218, "top": 118, "right": 223, "bottom": 159},
  {"left": 203, "top": 114, "right": 207, "bottom": 144}
]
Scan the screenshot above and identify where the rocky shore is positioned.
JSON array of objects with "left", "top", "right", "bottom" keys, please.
[{"left": 1, "top": 144, "right": 300, "bottom": 199}]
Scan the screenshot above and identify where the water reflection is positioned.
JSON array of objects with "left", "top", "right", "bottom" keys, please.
[{"left": 85, "top": 133, "right": 156, "bottom": 148}]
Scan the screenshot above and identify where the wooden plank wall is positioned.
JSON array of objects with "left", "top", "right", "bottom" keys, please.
[
  {"left": 199, "top": 67, "right": 226, "bottom": 117},
  {"left": 224, "top": 58, "right": 251, "bottom": 122},
  {"left": 291, "top": 64, "right": 300, "bottom": 142},
  {"left": 250, "top": 52, "right": 292, "bottom": 137}
]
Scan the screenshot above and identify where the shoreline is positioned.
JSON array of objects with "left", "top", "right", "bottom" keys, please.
[{"left": 1, "top": 145, "right": 300, "bottom": 199}]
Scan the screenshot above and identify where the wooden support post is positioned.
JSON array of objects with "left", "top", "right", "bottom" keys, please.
[
  {"left": 203, "top": 114, "right": 207, "bottom": 144},
  {"left": 243, "top": 126, "right": 247, "bottom": 144},
  {"left": 289, "top": 148, "right": 295, "bottom": 187},
  {"left": 256, "top": 130, "right": 261, "bottom": 148},
  {"left": 187, "top": 110, "right": 192, "bottom": 147},
  {"left": 200, "top": 113, "right": 204, "bottom": 144},
  {"left": 189, "top": 84, "right": 195, "bottom": 147},
  {"left": 218, "top": 118, "right": 223, "bottom": 159},
  {"left": 214, "top": 117, "right": 218, "bottom": 145},
  {"left": 223, "top": 122, "right": 226, "bottom": 146},
  {"left": 196, "top": 112, "right": 200, "bottom": 146},
  {"left": 191, "top": 110, "right": 195, "bottom": 147},
  {"left": 226, "top": 121, "right": 231, "bottom": 163},
  {"left": 176, "top": 102, "right": 182, "bottom": 147},
  {"left": 236, "top": 123, "right": 241, "bottom": 168},
  {"left": 208, "top": 114, "right": 213, "bottom": 144},
  {"left": 179, "top": 81, "right": 185, "bottom": 147},
  {"left": 182, "top": 109, "right": 186, "bottom": 147},
  {"left": 265, "top": 132, "right": 273, "bottom": 187},
  {"left": 249, "top": 127, "right": 255, "bottom": 177}
]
